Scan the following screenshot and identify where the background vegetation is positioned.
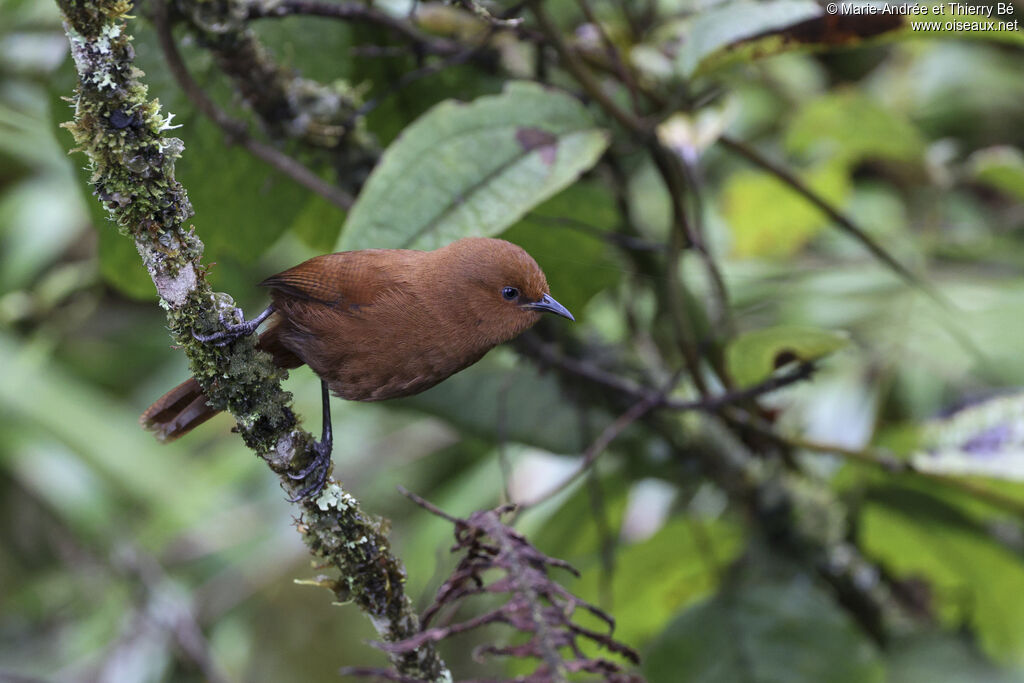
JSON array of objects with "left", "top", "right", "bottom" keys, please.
[{"left": 2, "top": 0, "right": 1024, "bottom": 680}]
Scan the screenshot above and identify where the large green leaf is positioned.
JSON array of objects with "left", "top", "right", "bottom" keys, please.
[
  {"left": 582, "top": 514, "right": 745, "bottom": 649},
  {"left": 675, "top": 1, "right": 1023, "bottom": 79},
  {"left": 888, "top": 633, "right": 1023, "bottom": 683},
  {"left": 860, "top": 488, "right": 1024, "bottom": 665},
  {"left": 96, "top": 225, "right": 154, "bottom": 299},
  {"left": 726, "top": 325, "right": 849, "bottom": 387},
  {"left": 721, "top": 160, "right": 851, "bottom": 259},
  {"left": 391, "top": 349, "right": 595, "bottom": 454},
  {"left": 785, "top": 90, "right": 925, "bottom": 165},
  {"left": 645, "top": 557, "right": 883, "bottom": 683},
  {"left": 501, "top": 181, "right": 621, "bottom": 315},
  {"left": 676, "top": 1, "right": 824, "bottom": 77},
  {"left": 338, "top": 81, "right": 610, "bottom": 251}
]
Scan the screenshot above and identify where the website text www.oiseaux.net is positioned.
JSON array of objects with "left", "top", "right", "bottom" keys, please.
[{"left": 824, "top": 2, "right": 1020, "bottom": 31}]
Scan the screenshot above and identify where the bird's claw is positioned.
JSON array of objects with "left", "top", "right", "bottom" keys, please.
[
  {"left": 192, "top": 306, "right": 273, "bottom": 347},
  {"left": 287, "top": 439, "right": 332, "bottom": 502}
]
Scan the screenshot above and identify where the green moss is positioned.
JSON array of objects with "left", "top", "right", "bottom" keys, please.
[
  {"left": 57, "top": 0, "right": 133, "bottom": 38},
  {"left": 56, "top": 3, "right": 446, "bottom": 678}
]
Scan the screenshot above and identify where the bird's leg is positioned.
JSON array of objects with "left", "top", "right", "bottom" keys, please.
[
  {"left": 288, "top": 380, "right": 333, "bottom": 501},
  {"left": 192, "top": 305, "right": 274, "bottom": 347}
]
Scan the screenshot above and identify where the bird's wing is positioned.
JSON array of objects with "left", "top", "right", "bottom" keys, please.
[{"left": 258, "top": 250, "right": 411, "bottom": 307}]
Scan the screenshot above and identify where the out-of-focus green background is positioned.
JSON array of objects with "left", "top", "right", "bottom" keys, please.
[{"left": 4, "top": 0, "right": 1024, "bottom": 681}]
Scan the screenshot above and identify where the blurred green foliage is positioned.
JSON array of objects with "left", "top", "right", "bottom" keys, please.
[{"left": 3, "top": 0, "right": 1024, "bottom": 681}]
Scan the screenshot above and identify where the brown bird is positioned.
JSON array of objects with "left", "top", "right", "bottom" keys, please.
[{"left": 141, "top": 237, "right": 574, "bottom": 498}]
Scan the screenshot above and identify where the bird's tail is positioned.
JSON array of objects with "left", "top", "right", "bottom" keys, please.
[
  {"left": 140, "top": 377, "right": 219, "bottom": 443},
  {"left": 140, "top": 323, "right": 304, "bottom": 443}
]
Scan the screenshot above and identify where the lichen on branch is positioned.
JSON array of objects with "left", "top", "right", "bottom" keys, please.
[{"left": 55, "top": 1, "right": 447, "bottom": 679}]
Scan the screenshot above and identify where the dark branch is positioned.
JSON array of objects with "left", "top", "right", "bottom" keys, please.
[
  {"left": 350, "top": 497, "right": 642, "bottom": 682},
  {"left": 519, "top": 334, "right": 817, "bottom": 413},
  {"left": 718, "top": 134, "right": 941, "bottom": 305},
  {"left": 56, "top": 2, "right": 445, "bottom": 678},
  {"left": 152, "top": 1, "right": 354, "bottom": 209}
]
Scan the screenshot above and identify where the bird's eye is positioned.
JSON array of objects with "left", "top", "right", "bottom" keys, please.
[{"left": 502, "top": 286, "right": 519, "bottom": 301}]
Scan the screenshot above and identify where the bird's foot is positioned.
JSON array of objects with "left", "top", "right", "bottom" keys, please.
[
  {"left": 193, "top": 306, "right": 273, "bottom": 347},
  {"left": 287, "top": 438, "right": 332, "bottom": 502}
]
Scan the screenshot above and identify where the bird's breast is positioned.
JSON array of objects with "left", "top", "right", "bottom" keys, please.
[{"left": 275, "top": 298, "right": 495, "bottom": 402}]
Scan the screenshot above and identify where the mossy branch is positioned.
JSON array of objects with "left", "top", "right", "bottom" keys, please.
[
  {"left": 55, "top": 1, "right": 447, "bottom": 679},
  {"left": 171, "top": 0, "right": 379, "bottom": 187}
]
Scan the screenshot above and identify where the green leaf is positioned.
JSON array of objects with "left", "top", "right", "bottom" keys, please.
[
  {"left": 911, "top": 393, "right": 1024, "bottom": 481},
  {"left": 391, "top": 349, "right": 595, "bottom": 454},
  {"left": 912, "top": 4, "right": 1024, "bottom": 46},
  {"left": 249, "top": 12, "right": 355, "bottom": 84},
  {"left": 970, "top": 147, "right": 1024, "bottom": 201},
  {"left": 676, "top": 1, "right": 823, "bottom": 78},
  {"left": 675, "top": 1, "right": 1022, "bottom": 79},
  {"left": 860, "top": 488, "right": 1024, "bottom": 665},
  {"left": 176, "top": 111, "right": 311, "bottom": 262},
  {"left": 289, "top": 194, "right": 346, "bottom": 253},
  {"left": 785, "top": 90, "right": 925, "bottom": 165},
  {"left": 721, "top": 160, "right": 851, "bottom": 259},
  {"left": 526, "top": 475, "right": 745, "bottom": 648},
  {"left": 96, "top": 225, "right": 154, "bottom": 299},
  {"left": 726, "top": 325, "right": 849, "bottom": 387},
  {"left": 645, "top": 557, "right": 883, "bottom": 683},
  {"left": 500, "top": 181, "right": 621, "bottom": 314},
  {"left": 338, "top": 81, "right": 610, "bottom": 251},
  {"left": 888, "top": 633, "right": 1023, "bottom": 683},
  {"left": 582, "top": 514, "right": 745, "bottom": 649}
]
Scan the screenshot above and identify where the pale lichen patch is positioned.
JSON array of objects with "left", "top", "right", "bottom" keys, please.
[{"left": 150, "top": 260, "right": 197, "bottom": 307}]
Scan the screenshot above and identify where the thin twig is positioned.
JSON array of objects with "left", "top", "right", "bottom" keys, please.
[
  {"left": 801, "top": 436, "right": 1024, "bottom": 516},
  {"left": 529, "top": 213, "right": 665, "bottom": 252},
  {"left": 152, "top": 1, "right": 353, "bottom": 210},
  {"left": 518, "top": 391, "right": 664, "bottom": 510},
  {"left": 397, "top": 486, "right": 464, "bottom": 525},
  {"left": 109, "top": 545, "right": 231, "bottom": 683},
  {"left": 532, "top": 1, "right": 720, "bottom": 394},
  {"left": 675, "top": 148, "right": 736, "bottom": 340},
  {"left": 520, "top": 334, "right": 816, "bottom": 413},
  {"left": 744, "top": 422, "right": 1024, "bottom": 518},
  {"left": 652, "top": 143, "right": 725, "bottom": 393},
  {"left": 718, "top": 134, "right": 941, "bottom": 306},
  {"left": 514, "top": 362, "right": 815, "bottom": 512},
  {"left": 718, "top": 136, "right": 990, "bottom": 366},
  {"left": 574, "top": 0, "right": 641, "bottom": 110},
  {"left": 530, "top": 2, "right": 647, "bottom": 134}
]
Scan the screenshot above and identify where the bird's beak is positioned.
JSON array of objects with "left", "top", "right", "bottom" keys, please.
[{"left": 522, "top": 293, "right": 575, "bottom": 321}]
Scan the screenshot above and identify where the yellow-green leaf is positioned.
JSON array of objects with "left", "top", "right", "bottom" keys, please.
[
  {"left": 727, "top": 325, "right": 849, "bottom": 387},
  {"left": 722, "top": 160, "right": 850, "bottom": 259}
]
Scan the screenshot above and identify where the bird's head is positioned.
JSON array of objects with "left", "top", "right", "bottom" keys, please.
[{"left": 435, "top": 237, "right": 574, "bottom": 344}]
